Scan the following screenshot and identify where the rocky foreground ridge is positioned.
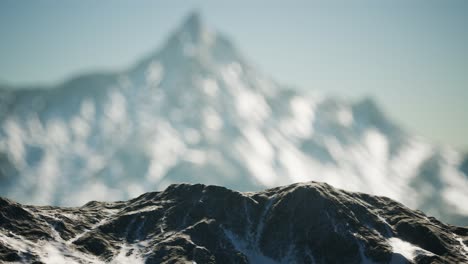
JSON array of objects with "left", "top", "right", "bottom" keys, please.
[{"left": 1, "top": 181, "right": 467, "bottom": 263}]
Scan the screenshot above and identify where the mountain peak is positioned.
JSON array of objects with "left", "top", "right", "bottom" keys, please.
[
  {"left": 177, "top": 10, "right": 206, "bottom": 45},
  {"left": 183, "top": 10, "right": 202, "bottom": 29}
]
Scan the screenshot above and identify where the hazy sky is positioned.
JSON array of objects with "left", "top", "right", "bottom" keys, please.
[{"left": 0, "top": 0, "right": 467, "bottom": 150}]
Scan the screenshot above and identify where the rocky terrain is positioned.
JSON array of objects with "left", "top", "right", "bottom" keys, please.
[{"left": 0, "top": 181, "right": 467, "bottom": 263}]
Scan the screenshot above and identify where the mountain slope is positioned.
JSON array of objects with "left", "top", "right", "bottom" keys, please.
[
  {"left": 0, "top": 12, "right": 467, "bottom": 225},
  {"left": 1, "top": 182, "right": 467, "bottom": 263}
]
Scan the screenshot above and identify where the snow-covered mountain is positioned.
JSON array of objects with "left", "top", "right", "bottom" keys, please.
[
  {"left": 0, "top": 13, "right": 467, "bottom": 225},
  {"left": 1, "top": 182, "right": 467, "bottom": 263}
]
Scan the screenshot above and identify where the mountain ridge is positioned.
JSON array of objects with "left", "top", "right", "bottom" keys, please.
[{"left": 1, "top": 181, "right": 467, "bottom": 263}]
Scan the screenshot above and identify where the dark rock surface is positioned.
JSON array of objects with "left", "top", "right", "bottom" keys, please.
[{"left": 0, "top": 182, "right": 467, "bottom": 263}]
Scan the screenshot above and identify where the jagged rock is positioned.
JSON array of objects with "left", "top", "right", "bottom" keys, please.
[{"left": 0, "top": 182, "right": 467, "bottom": 263}]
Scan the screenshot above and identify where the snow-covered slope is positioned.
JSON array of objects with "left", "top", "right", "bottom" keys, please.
[
  {"left": 1, "top": 182, "right": 467, "bottom": 263},
  {"left": 0, "top": 13, "right": 467, "bottom": 225}
]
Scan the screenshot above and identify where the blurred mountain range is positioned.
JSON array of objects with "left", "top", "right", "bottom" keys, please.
[{"left": 0, "top": 13, "right": 467, "bottom": 225}]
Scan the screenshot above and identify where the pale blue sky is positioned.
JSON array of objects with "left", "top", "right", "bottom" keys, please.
[{"left": 0, "top": 0, "right": 467, "bottom": 150}]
